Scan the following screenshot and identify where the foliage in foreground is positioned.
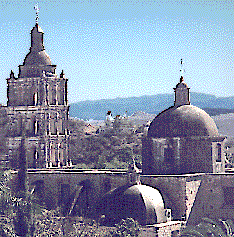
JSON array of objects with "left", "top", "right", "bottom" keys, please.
[
  {"left": 33, "top": 208, "right": 64, "bottom": 236},
  {"left": 180, "top": 217, "right": 234, "bottom": 237},
  {"left": 110, "top": 218, "right": 141, "bottom": 237},
  {"left": 0, "top": 207, "right": 141, "bottom": 237}
]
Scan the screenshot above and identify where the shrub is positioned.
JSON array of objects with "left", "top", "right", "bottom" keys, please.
[{"left": 111, "top": 218, "right": 140, "bottom": 237}]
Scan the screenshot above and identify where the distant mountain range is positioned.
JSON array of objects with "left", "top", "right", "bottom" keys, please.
[{"left": 69, "top": 92, "right": 234, "bottom": 120}]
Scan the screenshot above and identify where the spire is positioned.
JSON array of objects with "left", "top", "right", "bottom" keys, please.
[
  {"left": 127, "top": 156, "right": 141, "bottom": 185},
  {"left": 60, "top": 70, "right": 65, "bottom": 78},
  {"left": 10, "top": 70, "right": 15, "bottom": 79},
  {"left": 174, "top": 59, "right": 190, "bottom": 107},
  {"left": 22, "top": 6, "right": 52, "bottom": 66}
]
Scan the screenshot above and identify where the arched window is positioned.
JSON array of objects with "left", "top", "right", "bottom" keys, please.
[
  {"left": 51, "top": 144, "right": 57, "bottom": 167},
  {"left": 34, "top": 120, "right": 38, "bottom": 135},
  {"left": 217, "top": 143, "right": 222, "bottom": 162},
  {"left": 31, "top": 180, "right": 44, "bottom": 204},
  {"left": 29, "top": 116, "right": 36, "bottom": 136},
  {"left": 58, "top": 144, "right": 64, "bottom": 167},
  {"left": 50, "top": 113, "right": 57, "bottom": 135},
  {"left": 33, "top": 92, "right": 38, "bottom": 106},
  {"left": 57, "top": 81, "right": 64, "bottom": 105},
  {"left": 32, "top": 148, "right": 38, "bottom": 168},
  {"left": 164, "top": 143, "right": 174, "bottom": 165},
  {"left": 60, "top": 184, "right": 70, "bottom": 215}
]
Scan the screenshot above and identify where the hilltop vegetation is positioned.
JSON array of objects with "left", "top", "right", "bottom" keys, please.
[{"left": 68, "top": 116, "right": 144, "bottom": 169}]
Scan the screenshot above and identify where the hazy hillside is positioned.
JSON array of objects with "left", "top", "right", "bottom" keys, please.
[
  {"left": 69, "top": 93, "right": 234, "bottom": 120},
  {"left": 212, "top": 113, "right": 234, "bottom": 137}
]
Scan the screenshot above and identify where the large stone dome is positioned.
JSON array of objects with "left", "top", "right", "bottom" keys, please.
[
  {"left": 24, "top": 50, "right": 52, "bottom": 65},
  {"left": 148, "top": 105, "right": 219, "bottom": 138},
  {"left": 96, "top": 184, "right": 165, "bottom": 225}
]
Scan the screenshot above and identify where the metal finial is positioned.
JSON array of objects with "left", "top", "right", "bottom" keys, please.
[
  {"left": 34, "top": 3, "right": 39, "bottom": 24},
  {"left": 180, "top": 58, "right": 185, "bottom": 76}
]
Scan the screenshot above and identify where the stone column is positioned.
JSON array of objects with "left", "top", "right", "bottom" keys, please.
[
  {"left": 64, "top": 80, "right": 68, "bottom": 105},
  {"left": 57, "top": 143, "right": 61, "bottom": 167},
  {"left": 44, "top": 80, "right": 48, "bottom": 106},
  {"left": 56, "top": 82, "right": 58, "bottom": 106},
  {"left": 49, "top": 142, "right": 53, "bottom": 168}
]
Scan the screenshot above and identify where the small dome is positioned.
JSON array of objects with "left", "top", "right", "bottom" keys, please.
[
  {"left": 175, "top": 81, "right": 189, "bottom": 89},
  {"left": 96, "top": 184, "right": 165, "bottom": 225},
  {"left": 148, "top": 105, "right": 219, "bottom": 138},
  {"left": 175, "top": 76, "right": 189, "bottom": 89},
  {"left": 24, "top": 50, "right": 52, "bottom": 65},
  {"left": 32, "top": 24, "right": 44, "bottom": 33}
]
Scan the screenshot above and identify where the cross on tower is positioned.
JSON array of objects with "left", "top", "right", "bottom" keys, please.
[
  {"left": 180, "top": 58, "right": 185, "bottom": 76},
  {"left": 34, "top": 3, "right": 39, "bottom": 24}
]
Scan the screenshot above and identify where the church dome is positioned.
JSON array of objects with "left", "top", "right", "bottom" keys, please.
[
  {"left": 24, "top": 50, "right": 52, "bottom": 65},
  {"left": 96, "top": 184, "right": 165, "bottom": 225},
  {"left": 148, "top": 105, "right": 219, "bottom": 138}
]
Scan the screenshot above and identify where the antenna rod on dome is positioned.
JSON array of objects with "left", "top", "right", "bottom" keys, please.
[
  {"left": 34, "top": 3, "right": 39, "bottom": 24},
  {"left": 180, "top": 58, "right": 185, "bottom": 75},
  {"left": 180, "top": 58, "right": 185, "bottom": 82}
]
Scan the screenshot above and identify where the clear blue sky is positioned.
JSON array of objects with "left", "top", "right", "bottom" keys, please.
[{"left": 0, "top": 0, "right": 233, "bottom": 104}]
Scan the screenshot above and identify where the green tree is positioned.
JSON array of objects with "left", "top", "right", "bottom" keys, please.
[
  {"left": 13, "top": 134, "right": 35, "bottom": 237},
  {"left": 0, "top": 107, "right": 9, "bottom": 169},
  {"left": 0, "top": 169, "right": 16, "bottom": 236},
  {"left": 111, "top": 218, "right": 141, "bottom": 237}
]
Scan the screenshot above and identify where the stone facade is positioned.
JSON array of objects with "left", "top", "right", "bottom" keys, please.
[{"left": 6, "top": 23, "right": 70, "bottom": 168}]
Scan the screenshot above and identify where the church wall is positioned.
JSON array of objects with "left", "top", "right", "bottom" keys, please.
[
  {"left": 180, "top": 138, "right": 213, "bottom": 174},
  {"left": 155, "top": 221, "right": 185, "bottom": 237},
  {"left": 6, "top": 100, "right": 69, "bottom": 168},
  {"left": 142, "top": 137, "right": 154, "bottom": 174},
  {"left": 12, "top": 171, "right": 234, "bottom": 228},
  {"left": 27, "top": 171, "right": 128, "bottom": 210},
  {"left": 7, "top": 78, "right": 44, "bottom": 106},
  {"left": 185, "top": 179, "right": 201, "bottom": 219},
  {"left": 141, "top": 176, "right": 187, "bottom": 220},
  {"left": 187, "top": 174, "right": 234, "bottom": 226},
  {"left": 18, "top": 65, "right": 56, "bottom": 78}
]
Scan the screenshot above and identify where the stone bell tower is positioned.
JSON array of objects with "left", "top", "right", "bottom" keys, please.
[{"left": 6, "top": 9, "right": 70, "bottom": 168}]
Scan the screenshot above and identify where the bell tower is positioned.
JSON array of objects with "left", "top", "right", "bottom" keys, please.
[{"left": 6, "top": 5, "right": 70, "bottom": 169}]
